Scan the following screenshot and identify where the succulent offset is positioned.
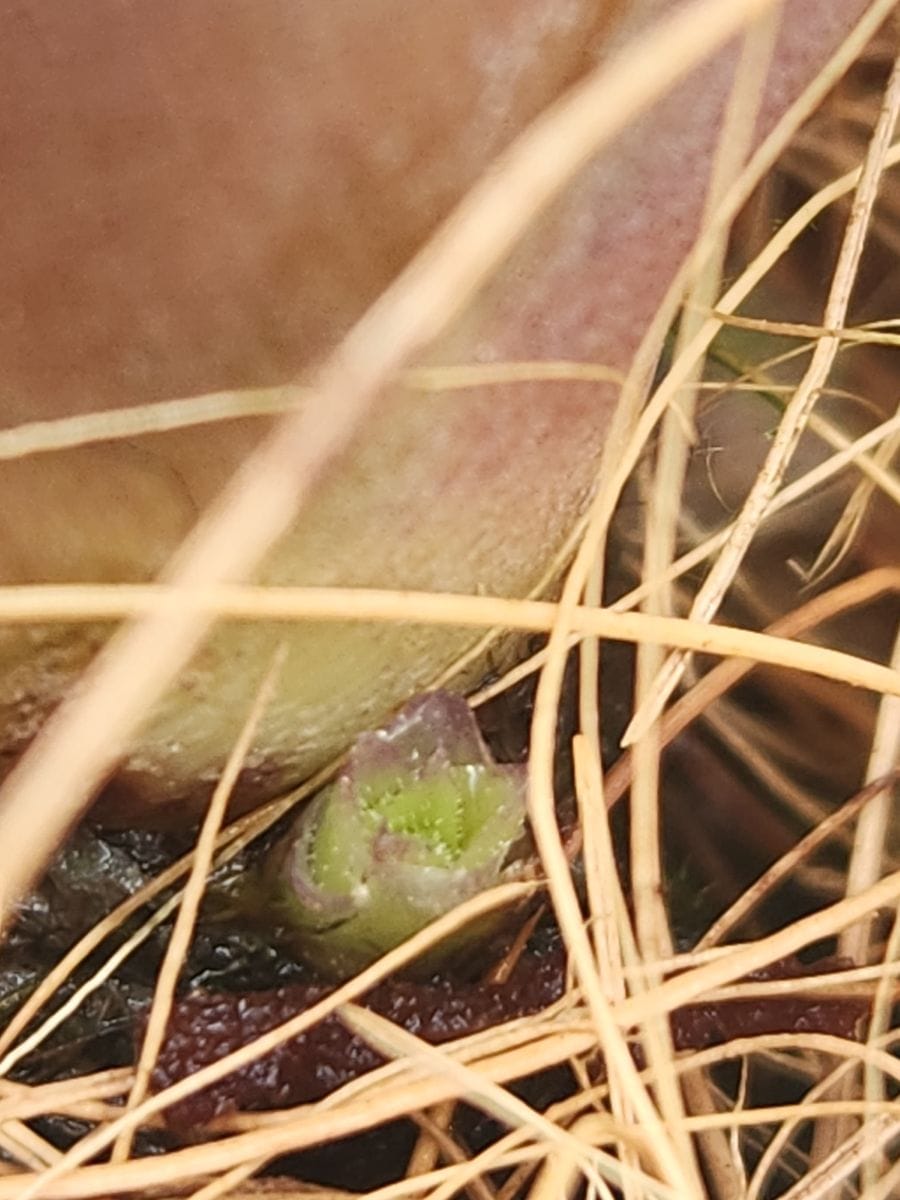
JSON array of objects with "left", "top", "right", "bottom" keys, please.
[{"left": 273, "top": 692, "right": 529, "bottom": 979}]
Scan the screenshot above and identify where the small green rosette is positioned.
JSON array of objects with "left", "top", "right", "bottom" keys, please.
[{"left": 273, "top": 692, "right": 529, "bottom": 979}]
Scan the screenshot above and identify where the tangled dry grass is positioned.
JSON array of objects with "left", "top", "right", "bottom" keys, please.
[{"left": 0, "top": 1, "right": 899, "bottom": 1198}]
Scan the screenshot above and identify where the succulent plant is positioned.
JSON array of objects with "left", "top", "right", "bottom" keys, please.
[
  {"left": 272, "top": 692, "right": 529, "bottom": 980},
  {"left": 0, "top": 2, "right": 873, "bottom": 824}
]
